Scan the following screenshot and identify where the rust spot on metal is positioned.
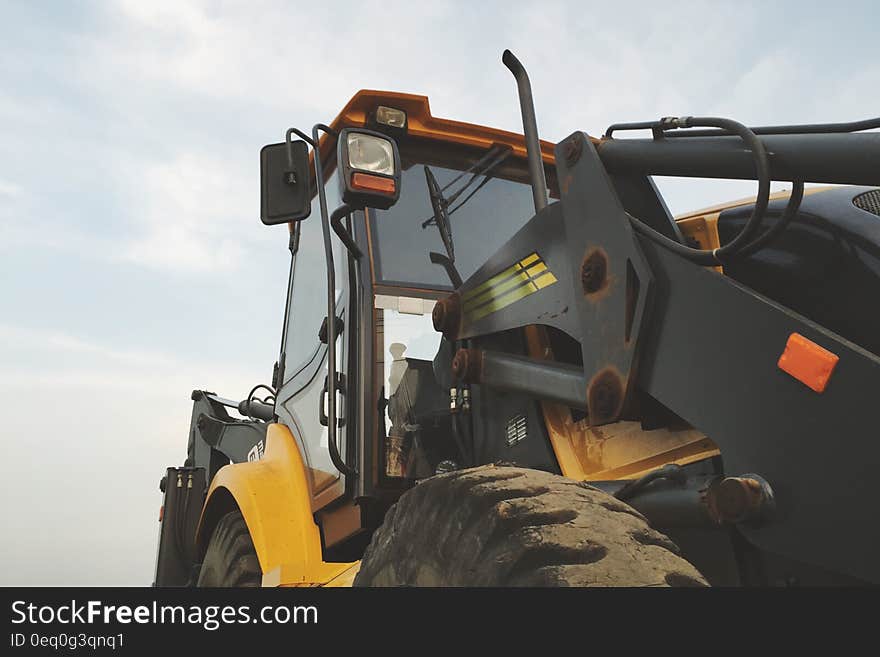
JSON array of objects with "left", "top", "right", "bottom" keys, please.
[
  {"left": 432, "top": 292, "right": 461, "bottom": 339},
  {"left": 451, "top": 348, "right": 483, "bottom": 383},
  {"left": 581, "top": 247, "right": 610, "bottom": 297},
  {"left": 586, "top": 367, "right": 624, "bottom": 425},
  {"left": 563, "top": 133, "right": 583, "bottom": 166}
]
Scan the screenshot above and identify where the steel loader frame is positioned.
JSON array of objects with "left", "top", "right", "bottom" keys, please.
[{"left": 433, "top": 54, "right": 880, "bottom": 584}]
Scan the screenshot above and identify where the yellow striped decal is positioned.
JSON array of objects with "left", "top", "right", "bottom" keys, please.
[{"left": 462, "top": 252, "right": 558, "bottom": 323}]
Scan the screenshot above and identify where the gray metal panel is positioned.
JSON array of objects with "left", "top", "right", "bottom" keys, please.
[
  {"left": 555, "top": 133, "right": 655, "bottom": 424},
  {"left": 454, "top": 202, "right": 580, "bottom": 340},
  {"left": 636, "top": 236, "right": 880, "bottom": 583}
]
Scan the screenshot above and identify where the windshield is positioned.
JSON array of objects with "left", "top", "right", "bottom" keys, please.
[{"left": 368, "top": 141, "right": 542, "bottom": 290}]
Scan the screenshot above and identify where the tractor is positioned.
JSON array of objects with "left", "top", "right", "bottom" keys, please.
[{"left": 154, "top": 51, "right": 880, "bottom": 587}]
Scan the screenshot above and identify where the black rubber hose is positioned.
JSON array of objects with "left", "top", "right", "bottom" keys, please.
[
  {"left": 614, "top": 463, "right": 687, "bottom": 502},
  {"left": 450, "top": 413, "right": 471, "bottom": 468},
  {"left": 662, "top": 116, "right": 880, "bottom": 138},
  {"left": 628, "top": 117, "right": 771, "bottom": 265},
  {"left": 733, "top": 181, "right": 805, "bottom": 258}
]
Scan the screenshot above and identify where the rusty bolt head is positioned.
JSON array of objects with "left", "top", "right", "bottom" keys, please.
[
  {"left": 581, "top": 249, "right": 608, "bottom": 295},
  {"left": 451, "top": 348, "right": 482, "bottom": 383},
  {"left": 587, "top": 368, "right": 624, "bottom": 425},
  {"left": 707, "top": 476, "right": 768, "bottom": 525},
  {"left": 432, "top": 293, "right": 461, "bottom": 338}
]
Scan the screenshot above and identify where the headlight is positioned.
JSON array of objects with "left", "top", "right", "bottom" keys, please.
[
  {"left": 337, "top": 128, "right": 401, "bottom": 211},
  {"left": 347, "top": 133, "right": 395, "bottom": 175}
]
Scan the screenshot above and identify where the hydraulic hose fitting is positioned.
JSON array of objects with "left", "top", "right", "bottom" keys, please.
[
  {"left": 451, "top": 348, "right": 483, "bottom": 383},
  {"left": 432, "top": 293, "right": 461, "bottom": 339},
  {"left": 706, "top": 474, "right": 775, "bottom": 525}
]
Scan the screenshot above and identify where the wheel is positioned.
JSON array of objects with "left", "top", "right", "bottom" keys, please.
[
  {"left": 196, "top": 510, "right": 262, "bottom": 587},
  {"left": 354, "top": 465, "right": 707, "bottom": 587}
]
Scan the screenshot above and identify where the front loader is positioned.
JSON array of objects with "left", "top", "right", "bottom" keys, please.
[{"left": 154, "top": 51, "right": 880, "bottom": 587}]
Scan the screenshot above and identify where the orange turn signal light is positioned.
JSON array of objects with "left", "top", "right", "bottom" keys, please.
[
  {"left": 351, "top": 172, "right": 395, "bottom": 195},
  {"left": 777, "top": 332, "right": 839, "bottom": 393}
]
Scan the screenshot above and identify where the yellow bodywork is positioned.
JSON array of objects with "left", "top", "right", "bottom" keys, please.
[
  {"left": 525, "top": 325, "right": 721, "bottom": 481},
  {"left": 675, "top": 185, "right": 832, "bottom": 268},
  {"left": 197, "top": 423, "right": 356, "bottom": 587}
]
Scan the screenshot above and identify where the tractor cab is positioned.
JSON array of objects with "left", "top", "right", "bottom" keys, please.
[{"left": 270, "top": 92, "right": 561, "bottom": 548}]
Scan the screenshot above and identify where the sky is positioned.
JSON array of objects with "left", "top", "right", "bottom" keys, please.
[{"left": 1, "top": 0, "right": 877, "bottom": 585}]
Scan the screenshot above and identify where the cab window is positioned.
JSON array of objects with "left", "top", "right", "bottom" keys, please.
[
  {"left": 282, "top": 169, "right": 345, "bottom": 384},
  {"left": 369, "top": 142, "right": 542, "bottom": 290}
]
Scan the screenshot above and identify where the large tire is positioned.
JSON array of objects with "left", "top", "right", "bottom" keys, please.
[
  {"left": 354, "top": 465, "right": 707, "bottom": 587},
  {"left": 196, "top": 511, "right": 262, "bottom": 587}
]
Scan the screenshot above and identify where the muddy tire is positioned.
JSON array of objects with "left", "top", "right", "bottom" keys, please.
[
  {"left": 197, "top": 511, "right": 262, "bottom": 587},
  {"left": 354, "top": 465, "right": 707, "bottom": 587}
]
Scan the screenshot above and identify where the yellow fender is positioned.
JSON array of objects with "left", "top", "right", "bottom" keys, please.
[{"left": 196, "top": 423, "right": 356, "bottom": 586}]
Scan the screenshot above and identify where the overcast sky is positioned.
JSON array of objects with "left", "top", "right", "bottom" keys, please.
[{"left": 1, "top": 0, "right": 877, "bottom": 585}]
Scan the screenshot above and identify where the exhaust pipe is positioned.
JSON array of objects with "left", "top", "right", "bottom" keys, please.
[{"left": 502, "top": 49, "right": 548, "bottom": 213}]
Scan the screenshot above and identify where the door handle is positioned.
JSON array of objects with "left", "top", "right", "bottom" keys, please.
[{"left": 319, "top": 372, "right": 346, "bottom": 428}]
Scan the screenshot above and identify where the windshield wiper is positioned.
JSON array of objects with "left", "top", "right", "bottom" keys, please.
[
  {"left": 424, "top": 166, "right": 462, "bottom": 288},
  {"left": 421, "top": 144, "right": 513, "bottom": 230},
  {"left": 424, "top": 166, "right": 455, "bottom": 259},
  {"left": 421, "top": 144, "right": 512, "bottom": 287}
]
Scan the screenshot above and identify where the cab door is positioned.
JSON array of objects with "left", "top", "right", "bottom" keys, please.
[{"left": 275, "top": 169, "right": 353, "bottom": 509}]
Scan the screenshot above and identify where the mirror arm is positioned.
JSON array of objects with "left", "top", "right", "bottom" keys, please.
[
  {"left": 288, "top": 221, "right": 301, "bottom": 255},
  {"left": 285, "top": 127, "right": 316, "bottom": 187},
  {"left": 286, "top": 126, "right": 316, "bottom": 149}
]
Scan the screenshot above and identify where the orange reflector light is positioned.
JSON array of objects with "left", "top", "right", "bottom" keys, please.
[
  {"left": 351, "top": 172, "right": 395, "bottom": 194},
  {"left": 777, "top": 332, "right": 839, "bottom": 393}
]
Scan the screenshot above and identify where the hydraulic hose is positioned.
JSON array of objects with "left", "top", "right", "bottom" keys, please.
[
  {"left": 627, "top": 117, "right": 772, "bottom": 265},
  {"left": 734, "top": 180, "right": 805, "bottom": 258}
]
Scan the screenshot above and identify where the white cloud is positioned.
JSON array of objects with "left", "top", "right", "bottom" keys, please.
[
  {"left": 0, "top": 178, "right": 21, "bottom": 198},
  {"left": 0, "top": 323, "right": 175, "bottom": 368},
  {"left": 120, "top": 151, "right": 253, "bottom": 272},
  {"left": 24, "top": 0, "right": 873, "bottom": 275},
  {"left": 0, "top": 323, "right": 260, "bottom": 395},
  {"left": 0, "top": 323, "right": 268, "bottom": 584}
]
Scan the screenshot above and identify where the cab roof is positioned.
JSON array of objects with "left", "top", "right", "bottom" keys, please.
[{"left": 317, "top": 89, "right": 556, "bottom": 165}]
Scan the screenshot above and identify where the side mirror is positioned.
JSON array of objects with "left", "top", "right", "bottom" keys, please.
[
  {"left": 337, "top": 128, "right": 401, "bottom": 210},
  {"left": 260, "top": 140, "right": 311, "bottom": 225}
]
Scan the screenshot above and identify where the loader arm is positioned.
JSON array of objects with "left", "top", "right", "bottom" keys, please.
[{"left": 430, "top": 108, "right": 880, "bottom": 583}]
